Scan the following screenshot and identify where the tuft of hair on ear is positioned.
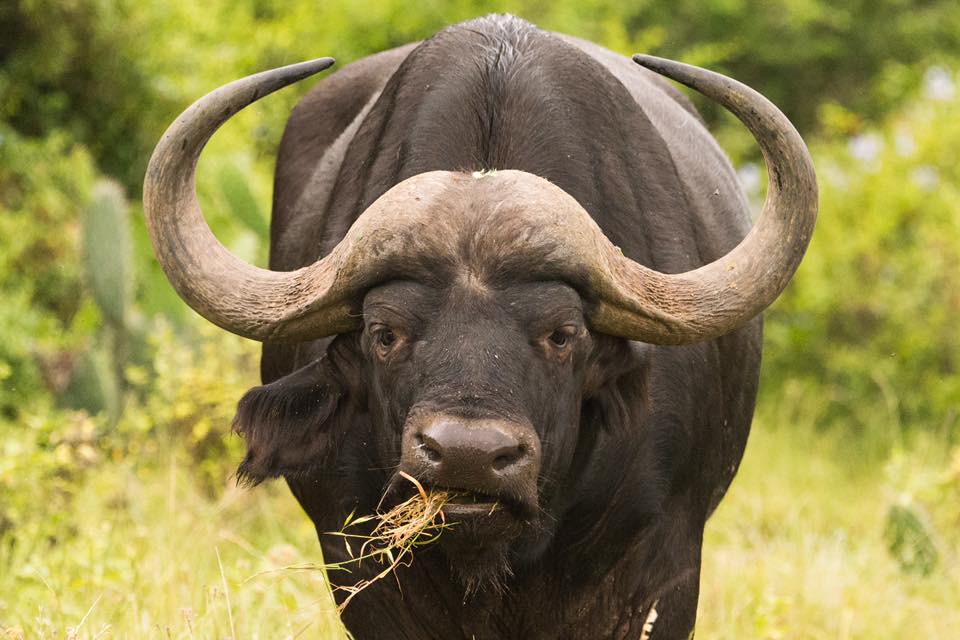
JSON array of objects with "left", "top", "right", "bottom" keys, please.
[
  {"left": 233, "top": 357, "right": 345, "bottom": 486},
  {"left": 583, "top": 337, "right": 650, "bottom": 435}
]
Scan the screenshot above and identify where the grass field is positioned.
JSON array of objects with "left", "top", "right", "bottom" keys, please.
[{"left": 2, "top": 411, "right": 957, "bottom": 639}]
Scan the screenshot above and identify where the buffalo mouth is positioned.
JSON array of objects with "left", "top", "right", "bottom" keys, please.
[
  {"left": 382, "top": 477, "right": 535, "bottom": 532},
  {"left": 432, "top": 486, "right": 535, "bottom": 523},
  {"left": 377, "top": 479, "right": 543, "bottom": 593},
  {"left": 432, "top": 488, "right": 534, "bottom": 550},
  {"left": 431, "top": 488, "right": 530, "bottom": 593},
  {"left": 441, "top": 491, "right": 501, "bottom": 518}
]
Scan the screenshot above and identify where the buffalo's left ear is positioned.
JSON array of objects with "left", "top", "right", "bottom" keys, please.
[{"left": 232, "top": 355, "right": 345, "bottom": 484}]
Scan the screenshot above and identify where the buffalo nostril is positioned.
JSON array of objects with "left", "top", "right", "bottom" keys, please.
[
  {"left": 416, "top": 432, "right": 443, "bottom": 464},
  {"left": 492, "top": 444, "right": 525, "bottom": 471}
]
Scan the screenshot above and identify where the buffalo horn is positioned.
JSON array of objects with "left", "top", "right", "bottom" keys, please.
[
  {"left": 142, "top": 57, "right": 453, "bottom": 342},
  {"left": 576, "top": 55, "right": 818, "bottom": 344}
]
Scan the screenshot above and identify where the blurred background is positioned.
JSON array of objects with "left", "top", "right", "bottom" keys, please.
[{"left": 1, "top": 0, "right": 958, "bottom": 637}]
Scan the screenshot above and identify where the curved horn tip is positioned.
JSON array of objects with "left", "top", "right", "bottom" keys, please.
[
  {"left": 142, "top": 55, "right": 339, "bottom": 342},
  {"left": 262, "top": 57, "right": 336, "bottom": 86},
  {"left": 631, "top": 54, "right": 671, "bottom": 72},
  {"left": 292, "top": 57, "right": 337, "bottom": 74},
  {"left": 632, "top": 53, "right": 704, "bottom": 89}
]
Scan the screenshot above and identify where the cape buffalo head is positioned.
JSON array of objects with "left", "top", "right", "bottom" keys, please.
[
  {"left": 228, "top": 172, "right": 670, "bottom": 586},
  {"left": 142, "top": 55, "right": 816, "bottom": 588}
]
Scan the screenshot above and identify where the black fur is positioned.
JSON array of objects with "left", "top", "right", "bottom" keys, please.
[{"left": 234, "top": 353, "right": 343, "bottom": 484}]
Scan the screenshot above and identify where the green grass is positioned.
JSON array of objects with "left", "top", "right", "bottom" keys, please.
[
  {"left": 0, "top": 457, "right": 344, "bottom": 639},
  {"left": 2, "top": 418, "right": 957, "bottom": 639},
  {"left": 699, "top": 421, "right": 959, "bottom": 639}
]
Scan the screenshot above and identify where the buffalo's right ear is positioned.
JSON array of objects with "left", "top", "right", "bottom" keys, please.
[{"left": 233, "top": 354, "right": 347, "bottom": 485}]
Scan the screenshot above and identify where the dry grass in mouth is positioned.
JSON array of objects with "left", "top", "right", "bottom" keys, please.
[
  {"left": 247, "top": 474, "right": 501, "bottom": 611},
  {"left": 303, "top": 472, "right": 458, "bottom": 611}
]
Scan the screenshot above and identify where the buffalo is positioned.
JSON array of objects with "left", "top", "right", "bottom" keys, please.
[{"left": 143, "top": 14, "right": 816, "bottom": 640}]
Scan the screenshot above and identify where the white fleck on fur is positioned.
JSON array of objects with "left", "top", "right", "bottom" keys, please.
[{"left": 640, "top": 600, "right": 659, "bottom": 640}]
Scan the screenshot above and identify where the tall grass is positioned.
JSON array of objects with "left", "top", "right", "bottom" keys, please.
[
  {"left": 0, "top": 454, "right": 345, "bottom": 639},
  {"left": 700, "top": 407, "right": 960, "bottom": 639},
  {"left": 2, "top": 398, "right": 957, "bottom": 638}
]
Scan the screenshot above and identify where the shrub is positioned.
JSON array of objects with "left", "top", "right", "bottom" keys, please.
[
  {"left": 0, "top": 126, "right": 97, "bottom": 416},
  {"left": 762, "top": 68, "right": 960, "bottom": 435}
]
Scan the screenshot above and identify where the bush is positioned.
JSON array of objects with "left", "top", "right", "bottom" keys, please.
[
  {"left": 0, "top": 126, "right": 97, "bottom": 416},
  {"left": 0, "top": 318, "right": 257, "bottom": 545},
  {"left": 762, "top": 68, "right": 960, "bottom": 434},
  {"left": 3, "top": 0, "right": 959, "bottom": 197}
]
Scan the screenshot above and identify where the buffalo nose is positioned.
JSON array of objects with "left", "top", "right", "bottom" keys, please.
[{"left": 413, "top": 418, "right": 536, "bottom": 488}]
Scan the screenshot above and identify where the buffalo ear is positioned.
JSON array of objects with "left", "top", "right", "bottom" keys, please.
[
  {"left": 582, "top": 337, "right": 650, "bottom": 434},
  {"left": 233, "top": 356, "right": 345, "bottom": 485}
]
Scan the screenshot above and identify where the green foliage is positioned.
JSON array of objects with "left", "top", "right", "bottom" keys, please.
[
  {"left": 0, "top": 0, "right": 180, "bottom": 191},
  {"left": 882, "top": 439, "right": 960, "bottom": 575},
  {"left": 3, "top": 0, "right": 959, "bottom": 198},
  {"left": 61, "top": 346, "right": 120, "bottom": 425},
  {"left": 763, "top": 74, "right": 960, "bottom": 433},
  {"left": 129, "top": 321, "right": 261, "bottom": 492},
  {"left": 0, "top": 318, "right": 257, "bottom": 544},
  {"left": 884, "top": 503, "right": 939, "bottom": 576},
  {"left": 0, "top": 441, "right": 344, "bottom": 638},
  {"left": 699, "top": 414, "right": 960, "bottom": 639},
  {"left": 0, "top": 125, "right": 97, "bottom": 416},
  {"left": 218, "top": 163, "right": 269, "bottom": 241}
]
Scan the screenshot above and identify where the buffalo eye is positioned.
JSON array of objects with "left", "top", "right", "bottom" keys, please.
[
  {"left": 378, "top": 328, "right": 397, "bottom": 348},
  {"left": 544, "top": 325, "right": 578, "bottom": 356},
  {"left": 368, "top": 323, "right": 402, "bottom": 359}
]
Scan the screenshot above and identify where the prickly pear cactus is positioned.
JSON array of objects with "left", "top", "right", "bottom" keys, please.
[
  {"left": 83, "top": 179, "right": 134, "bottom": 330},
  {"left": 70, "top": 179, "right": 137, "bottom": 423}
]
